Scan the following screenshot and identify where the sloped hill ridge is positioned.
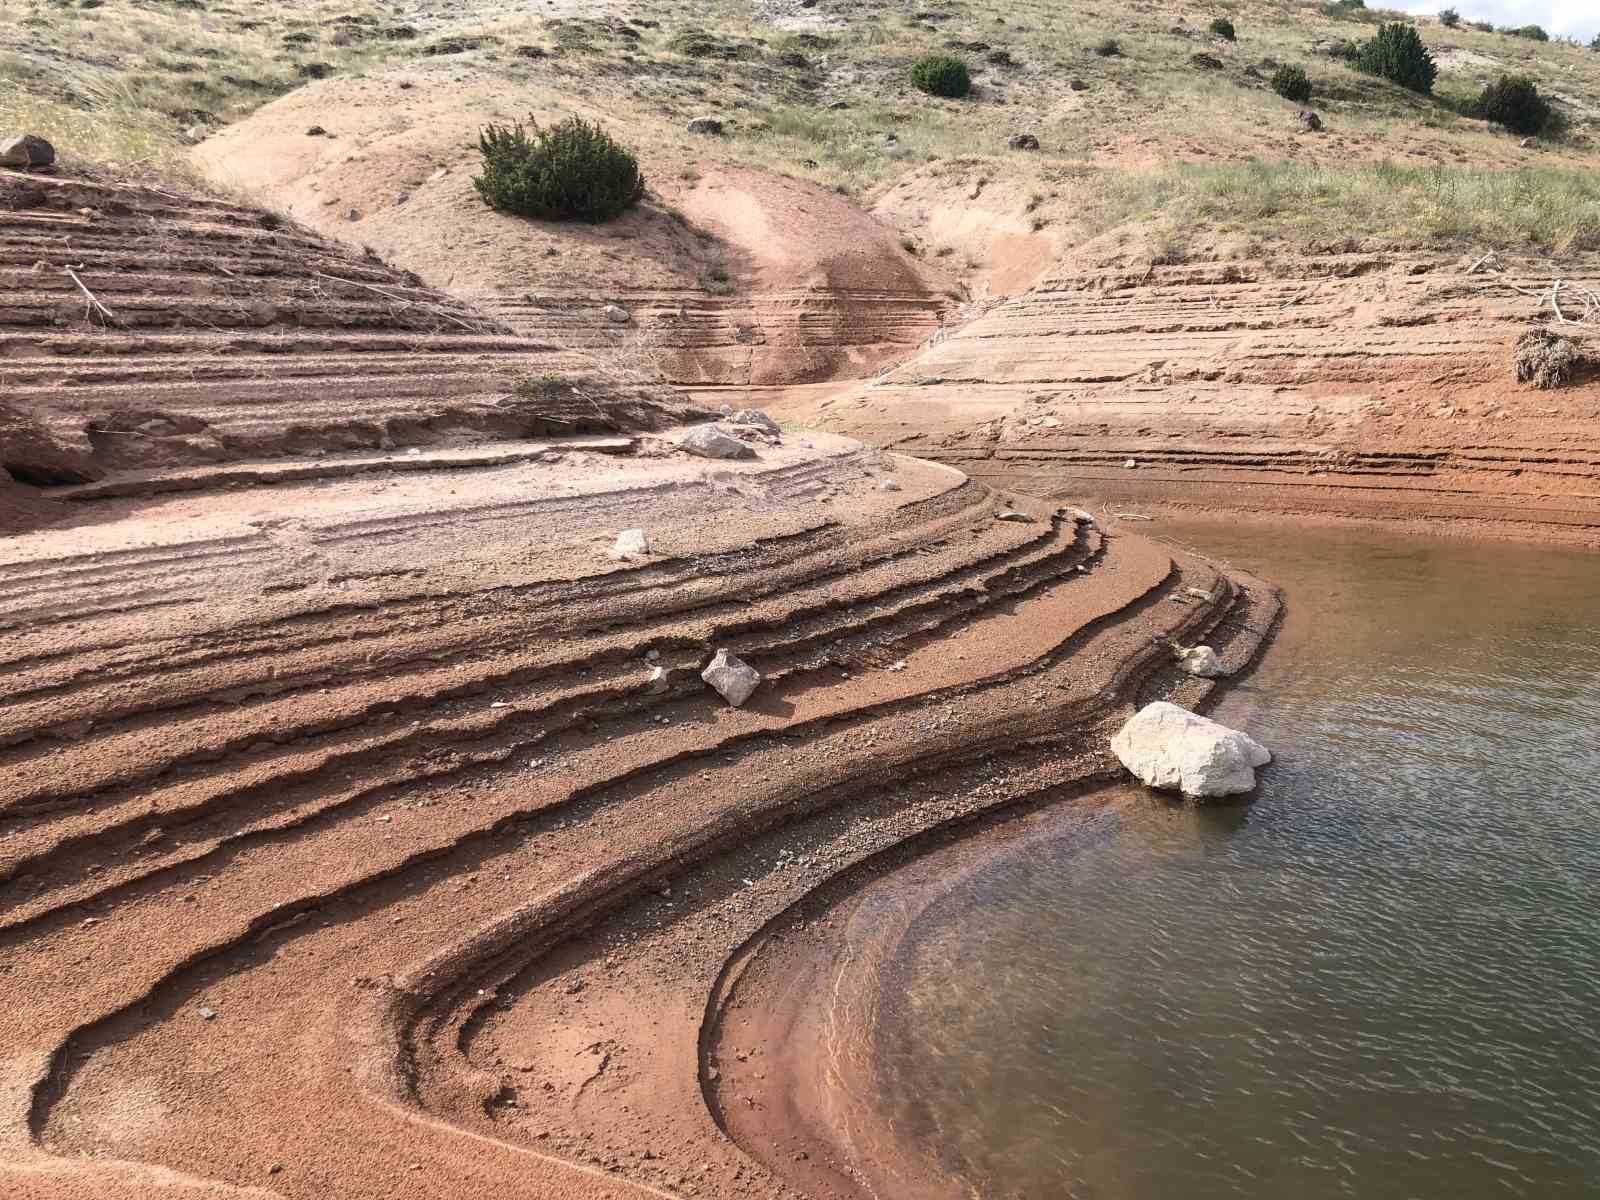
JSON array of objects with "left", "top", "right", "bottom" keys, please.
[
  {"left": 813, "top": 252, "right": 1600, "bottom": 540},
  {"left": 0, "top": 171, "right": 687, "bottom": 496}
]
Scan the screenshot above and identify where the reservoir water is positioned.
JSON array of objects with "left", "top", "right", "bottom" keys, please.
[{"left": 863, "top": 521, "right": 1600, "bottom": 1199}]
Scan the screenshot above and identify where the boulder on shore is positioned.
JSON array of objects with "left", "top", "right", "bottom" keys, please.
[
  {"left": 701, "top": 648, "right": 761, "bottom": 707},
  {"left": 679, "top": 424, "right": 756, "bottom": 460},
  {"left": 610, "top": 528, "right": 651, "bottom": 560},
  {"left": 1111, "top": 701, "right": 1269, "bottom": 798},
  {"left": 728, "top": 408, "right": 780, "bottom": 434},
  {"left": 0, "top": 133, "right": 55, "bottom": 169}
]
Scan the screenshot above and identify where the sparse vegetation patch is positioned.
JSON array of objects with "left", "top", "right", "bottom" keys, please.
[
  {"left": 1272, "top": 64, "right": 1312, "bottom": 102},
  {"left": 473, "top": 116, "right": 645, "bottom": 224},
  {"left": 1514, "top": 328, "right": 1579, "bottom": 388},
  {"left": 1355, "top": 22, "right": 1437, "bottom": 95},
  {"left": 910, "top": 54, "right": 971, "bottom": 98},
  {"left": 1475, "top": 75, "right": 1553, "bottom": 136}
]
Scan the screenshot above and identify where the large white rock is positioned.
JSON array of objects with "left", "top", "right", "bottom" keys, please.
[
  {"left": 679, "top": 424, "right": 755, "bottom": 460},
  {"left": 701, "top": 648, "right": 761, "bottom": 707},
  {"left": 1111, "top": 701, "right": 1270, "bottom": 798},
  {"left": 1174, "top": 645, "right": 1225, "bottom": 678}
]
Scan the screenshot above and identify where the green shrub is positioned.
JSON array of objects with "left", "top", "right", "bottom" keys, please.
[
  {"left": 1209, "top": 16, "right": 1236, "bottom": 40},
  {"left": 1475, "top": 74, "right": 1553, "bottom": 135},
  {"left": 1438, "top": 8, "right": 1459, "bottom": 27},
  {"left": 1355, "top": 22, "right": 1437, "bottom": 94},
  {"left": 1272, "top": 63, "right": 1313, "bottom": 102},
  {"left": 1470, "top": 20, "right": 1494, "bottom": 32},
  {"left": 473, "top": 116, "right": 645, "bottom": 223},
  {"left": 1093, "top": 37, "right": 1122, "bottom": 57},
  {"left": 1503, "top": 24, "right": 1549, "bottom": 41},
  {"left": 909, "top": 53, "right": 971, "bottom": 97}
]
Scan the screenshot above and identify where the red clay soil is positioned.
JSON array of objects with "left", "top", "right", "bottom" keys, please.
[
  {"left": 0, "top": 168, "right": 1286, "bottom": 1200},
  {"left": 779, "top": 252, "right": 1600, "bottom": 543},
  {"left": 192, "top": 68, "right": 957, "bottom": 387}
]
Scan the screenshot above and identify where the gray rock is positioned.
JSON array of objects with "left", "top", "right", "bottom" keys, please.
[
  {"left": 877, "top": 478, "right": 902, "bottom": 492},
  {"left": 198, "top": 1006, "right": 219, "bottom": 1020},
  {"left": 728, "top": 408, "right": 780, "bottom": 434},
  {"left": 1111, "top": 701, "right": 1270, "bottom": 798},
  {"left": 687, "top": 116, "right": 725, "bottom": 135},
  {"left": 1297, "top": 110, "right": 1323, "bottom": 133},
  {"left": 647, "top": 666, "right": 670, "bottom": 693},
  {"left": 701, "top": 648, "right": 761, "bottom": 707},
  {"left": 0, "top": 133, "right": 55, "bottom": 169},
  {"left": 1008, "top": 132, "right": 1041, "bottom": 150},
  {"left": 1174, "top": 644, "right": 1225, "bottom": 677},
  {"left": 679, "top": 424, "right": 755, "bottom": 460},
  {"left": 610, "top": 528, "right": 651, "bottom": 560},
  {"left": 995, "top": 509, "right": 1033, "bottom": 522},
  {"left": 603, "top": 303, "right": 631, "bottom": 324}
]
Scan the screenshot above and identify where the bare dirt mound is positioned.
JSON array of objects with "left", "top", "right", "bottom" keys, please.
[
  {"left": 780, "top": 252, "right": 1600, "bottom": 542},
  {"left": 191, "top": 68, "right": 955, "bottom": 388}
]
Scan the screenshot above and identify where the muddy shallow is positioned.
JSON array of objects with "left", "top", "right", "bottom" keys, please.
[{"left": 769, "top": 520, "right": 1600, "bottom": 1198}]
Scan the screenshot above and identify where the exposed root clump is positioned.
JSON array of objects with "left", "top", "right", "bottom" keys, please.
[{"left": 1513, "top": 328, "right": 1581, "bottom": 389}]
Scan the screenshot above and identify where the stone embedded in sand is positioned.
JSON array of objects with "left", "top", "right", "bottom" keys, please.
[
  {"left": 1124, "top": 458, "right": 1138, "bottom": 469},
  {"left": 701, "top": 649, "right": 761, "bottom": 707},
  {"left": 604, "top": 303, "right": 631, "bottom": 324},
  {"left": 647, "top": 666, "right": 670, "bottom": 693},
  {"left": 877, "top": 478, "right": 902, "bottom": 492},
  {"left": 1008, "top": 133, "right": 1041, "bottom": 150},
  {"left": 728, "top": 408, "right": 780, "bottom": 434},
  {"left": 0, "top": 133, "right": 55, "bottom": 169},
  {"left": 687, "top": 116, "right": 725, "bottom": 135},
  {"left": 995, "top": 508, "right": 1032, "bottom": 522},
  {"left": 679, "top": 424, "right": 755, "bottom": 460},
  {"left": 1111, "top": 701, "right": 1270, "bottom": 798},
  {"left": 1174, "top": 645, "right": 1225, "bottom": 677},
  {"left": 610, "top": 529, "right": 651, "bottom": 560}
]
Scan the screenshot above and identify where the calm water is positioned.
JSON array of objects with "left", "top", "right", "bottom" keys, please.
[{"left": 870, "top": 523, "right": 1600, "bottom": 1199}]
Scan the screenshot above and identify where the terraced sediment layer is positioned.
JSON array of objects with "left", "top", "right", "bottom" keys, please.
[
  {"left": 1, "top": 167, "right": 1279, "bottom": 1200},
  {"left": 0, "top": 422, "right": 1275, "bottom": 1200},
  {"left": 0, "top": 171, "right": 682, "bottom": 508},
  {"left": 795, "top": 253, "right": 1600, "bottom": 542}
]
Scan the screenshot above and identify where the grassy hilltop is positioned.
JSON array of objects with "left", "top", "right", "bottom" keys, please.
[{"left": 5, "top": 0, "right": 1600, "bottom": 263}]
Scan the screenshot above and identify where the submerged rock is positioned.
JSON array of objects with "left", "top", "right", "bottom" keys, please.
[
  {"left": 679, "top": 424, "right": 755, "bottom": 460},
  {"left": 701, "top": 648, "right": 761, "bottom": 707},
  {"left": 1174, "top": 645, "right": 1225, "bottom": 677},
  {"left": 1111, "top": 701, "right": 1269, "bottom": 798}
]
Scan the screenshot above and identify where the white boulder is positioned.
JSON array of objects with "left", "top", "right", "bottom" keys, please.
[
  {"left": 1110, "top": 701, "right": 1270, "bottom": 798},
  {"left": 610, "top": 529, "right": 651, "bottom": 561},
  {"left": 701, "top": 649, "right": 761, "bottom": 707},
  {"left": 1174, "top": 645, "right": 1225, "bottom": 678},
  {"left": 603, "top": 303, "right": 631, "bottom": 324},
  {"left": 679, "top": 424, "right": 756, "bottom": 460}
]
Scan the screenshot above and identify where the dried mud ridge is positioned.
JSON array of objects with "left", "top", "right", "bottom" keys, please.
[{"left": 829, "top": 254, "right": 1600, "bottom": 541}]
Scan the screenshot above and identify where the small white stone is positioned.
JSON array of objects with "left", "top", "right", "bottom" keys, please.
[
  {"left": 701, "top": 649, "right": 761, "bottom": 707},
  {"left": 1174, "top": 645, "right": 1225, "bottom": 678},
  {"left": 1124, "top": 458, "right": 1138, "bottom": 469},
  {"left": 647, "top": 666, "right": 670, "bottom": 694},
  {"left": 610, "top": 529, "right": 651, "bottom": 561},
  {"left": 877, "top": 478, "right": 902, "bottom": 492}
]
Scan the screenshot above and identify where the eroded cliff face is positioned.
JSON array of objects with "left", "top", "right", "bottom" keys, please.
[{"left": 797, "top": 253, "right": 1600, "bottom": 541}]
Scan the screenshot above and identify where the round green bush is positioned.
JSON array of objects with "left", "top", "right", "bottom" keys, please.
[
  {"left": 1438, "top": 7, "right": 1460, "bottom": 27},
  {"left": 473, "top": 116, "right": 645, "bottom": 224},
  {"left": 1272, "top": 63, "right": 1312, "bottom": 102},
  {"left": 1355, "top": 22, "right": 1437, "bottom": 95},
  {"left": 1475, "top": 74, "right": 1553, "bottom": 135},
  {"left": 1209, "top": 17, "right": 1236, "bottom": 40},
  {"left": 910, "top": 54, "right": 971, "bottom": 98}
]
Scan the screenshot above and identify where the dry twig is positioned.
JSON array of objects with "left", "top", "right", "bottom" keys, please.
[{"left": 63, "top": 264, "right": 117, "bottom": 326}]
